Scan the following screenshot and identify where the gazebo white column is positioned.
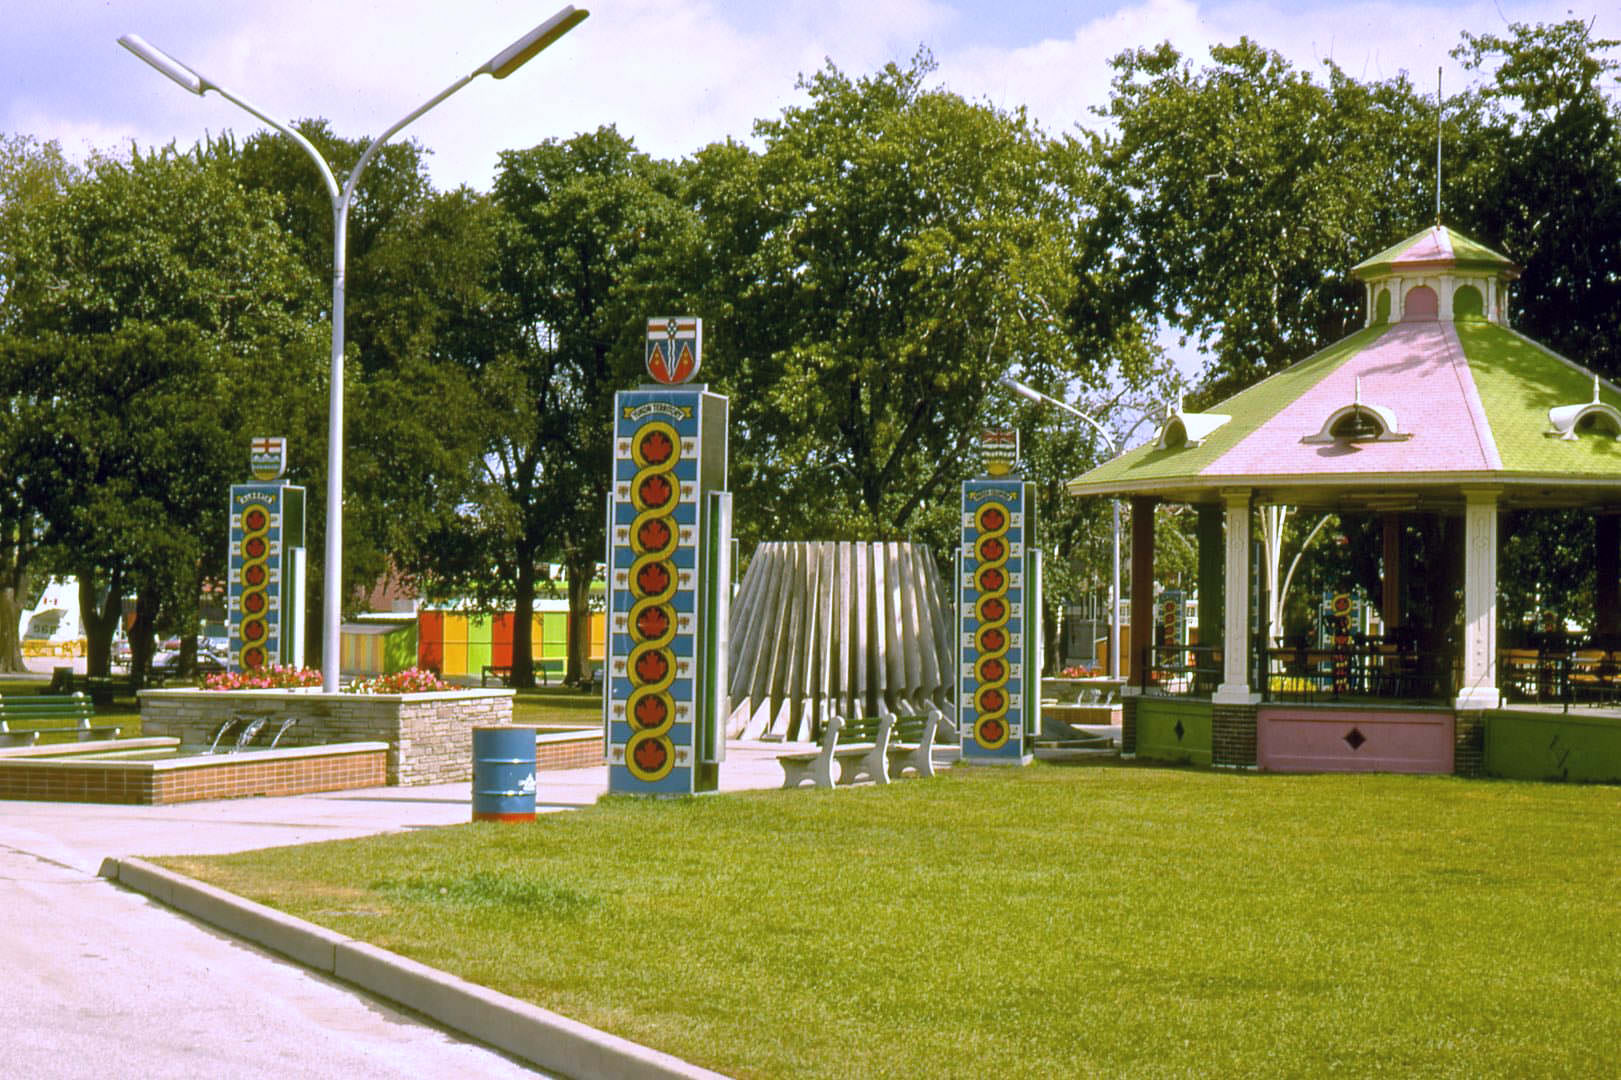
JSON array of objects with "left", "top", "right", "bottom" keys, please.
[
  {"left": 1214, "top": 488, "right": 1259, "bottom": 705},
  {"left": 1455, "top": 488, "right": 1502, "bottom": 710}
]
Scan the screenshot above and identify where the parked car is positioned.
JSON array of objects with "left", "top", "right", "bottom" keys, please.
[{"left": 151, "top": 647, "right": 226, "bottom": 676}]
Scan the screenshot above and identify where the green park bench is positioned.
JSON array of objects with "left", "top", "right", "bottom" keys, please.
[{"left": 0, "top": 693, "right": 122, "bottom": 743}]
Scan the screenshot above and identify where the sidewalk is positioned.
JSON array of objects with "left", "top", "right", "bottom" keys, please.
[{"left": 1, "top": 745, "right": 791, "bottom": 1079}]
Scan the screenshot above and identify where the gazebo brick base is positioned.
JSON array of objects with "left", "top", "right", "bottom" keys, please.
[
  {"left": 1454, "top": 712, "right": 1485, "bottom": 778},
  {"left": 1212, "top": 702, "right": 1259, "bottom": 768}
]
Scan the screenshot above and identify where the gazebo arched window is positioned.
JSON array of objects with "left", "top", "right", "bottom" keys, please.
[
  {"left": 1403, "top": 285, "right": 1438, "bottom": 321},
  {"left": 1155, "top": 407, "right": 1231, "bottom": 450},
  {"left": 1548, "top": 376, "right": 1621, "bottom": 440},
  {"left": 1453, "top": 284, "right": 1485, "bottom": 320},
  {"left": 1303, "top": 382, "right": 1411, "bottom": 445}
]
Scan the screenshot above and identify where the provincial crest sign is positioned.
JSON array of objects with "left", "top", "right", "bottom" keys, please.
[
  {"left": 646, "top": 317, "right": 702, "bottom": 385},
  {"left": 250, "top": 436, "right": 288, "bottom": 482}
]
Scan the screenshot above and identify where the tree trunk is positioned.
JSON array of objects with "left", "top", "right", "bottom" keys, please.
[
  {"left": 511, "top": 546, "right": 536, "bottom": 689},
  {"left": 565, "top": 553, "right": 593, "bottom": 687},
  {"left": 0, "top": 562, "right": 27, "bottom": 674},
  {"left": 130, "top": 588, "right": 160, "bottom": 689},
  {"left": 78, "top": 568, "right": 122, "bottom": 678}
]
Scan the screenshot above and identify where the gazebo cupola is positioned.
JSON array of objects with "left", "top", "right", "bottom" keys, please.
[{"left": 1352, "top": 224, "right": 1519, "bottom": 327}]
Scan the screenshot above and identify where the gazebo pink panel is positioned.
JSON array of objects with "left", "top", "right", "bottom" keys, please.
[{"left": 1257, "top": 707, "right": 1455, "bottom": 773}]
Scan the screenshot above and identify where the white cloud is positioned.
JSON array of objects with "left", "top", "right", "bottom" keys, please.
[{"left": 6, "top": 0, "right": 1611, "bottom": 192}]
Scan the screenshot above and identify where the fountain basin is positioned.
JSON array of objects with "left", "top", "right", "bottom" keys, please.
[
  {"left": 139, "top": 687, "right": 514, "bottom": 785},
  {"left": 0, "top": 737, "right": 387, "bottom": 805}
]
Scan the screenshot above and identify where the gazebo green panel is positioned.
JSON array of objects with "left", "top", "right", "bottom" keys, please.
[
  {"left": 1134, "top": 698, "right": 1212, "bottom": 766},
  {"left": 1076, "top": 324, "right": 1388, "bottom": 488},
  {"left": 1485, "top": 710, "right": 1621, "bottom": 783},
  {"left": 1458, "top": 322, "right": 1621, "bottom": 475}
]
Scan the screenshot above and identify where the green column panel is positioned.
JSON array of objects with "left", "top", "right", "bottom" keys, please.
[{"left": 1136, "top": 698, "right": 1213, "bottom": 766}]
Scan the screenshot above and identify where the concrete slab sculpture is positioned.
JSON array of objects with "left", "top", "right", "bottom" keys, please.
[
  {"left": 604, "top": 318, "right": 732, "bottom": 795},
  {"left": 959, "top": 430, "right": 1041, "bottom": 764},
  {"left": 726, "top": 541, "right": 956, "bottom": 742},
  {"left": 228, "top": 437, "right": 307, "bottom": 671}
]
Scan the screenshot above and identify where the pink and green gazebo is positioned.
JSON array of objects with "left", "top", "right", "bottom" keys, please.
[{"left": 1067, "top": 225, "right": 1621, "bottom": 780}]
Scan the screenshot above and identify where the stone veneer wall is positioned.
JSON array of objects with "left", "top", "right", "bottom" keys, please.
[{"left": 139, "top": 689, "right": 514, "bottom": 785}]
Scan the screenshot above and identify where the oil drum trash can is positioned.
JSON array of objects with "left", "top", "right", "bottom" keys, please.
[{"left": 472, "top": 725, "right": 536, "bottom": 822}]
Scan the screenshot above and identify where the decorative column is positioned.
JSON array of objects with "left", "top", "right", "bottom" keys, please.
[
  {"left": 1213, "top": 489, "right": 1257, "bottom": 768},
  {"left": 229, "top": 437, "right": 306, "bottom": 672},
  {"left": 1597, "top": 513, "right": 1620, "bottom": 641},
  {"left": 1455, "top": 488, "right": 1501, "bottom": 712},
  {"left": 1127, "top": 496, "right": 1157, "bottom": 692},
  {"left": 1215, "top": 490, "right": 1256, "bottom": 704},
  {"left": 1381, "top": 514, "right": 1402, "bottom": 632},
  {"left": 958, "top": 430, "right": 1037, "bottom": 765},
  {"left": 606, "top": 317, "right": 731, "bottom": 795},
  {"left": 1196, "top": 504, "right": 1224, "bottom": 649}
]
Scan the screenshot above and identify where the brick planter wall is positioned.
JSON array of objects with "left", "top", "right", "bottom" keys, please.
[
  {"left": 0, "top": 743, "right": 387, "bottom": 805},
  {"left": 535, "top": 730, "right": 604, "bottom": 771},
  {"left": 138, "top": 688, "right": 514, "bottom": 785}
]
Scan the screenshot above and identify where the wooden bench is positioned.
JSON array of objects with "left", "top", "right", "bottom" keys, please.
[
  {"left": 778, "top": 714, "right": 891, "bottom": 789},
  {"left": 0, "top": 693, "right": 122, "bottom": 742},
  {"left": 481, "top": 665, "right": 512, "bottom": 688}
]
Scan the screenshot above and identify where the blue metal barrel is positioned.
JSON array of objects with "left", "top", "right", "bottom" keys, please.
[{"left": 472, "top": 726, "right": 536, "bottom": 822}]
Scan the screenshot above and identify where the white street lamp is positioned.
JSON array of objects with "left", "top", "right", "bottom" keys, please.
[
  {"left": 998, "top": 375, "right": 1126, "bottom": 681},
  {"left": 120, "top": 7, "right": 589, "bottom": 693}
]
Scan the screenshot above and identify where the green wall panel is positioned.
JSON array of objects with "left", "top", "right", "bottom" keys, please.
[
  {"left": 1486, "top": 711, "right": 1621, "bottom": 783},
  {"left": 1136, "top": 698, "right": 1213, "bottom": 766}
]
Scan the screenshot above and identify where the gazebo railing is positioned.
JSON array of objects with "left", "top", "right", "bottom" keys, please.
[
  {"left": 1257, "top": 640, "right": 1457, "bottom": 704},
  {"left": 1140, "top": 644, "right": 1223, "bottom": 698},
  {"left": 1499, "top": 647, "right": 1621, "bottom": 712}
]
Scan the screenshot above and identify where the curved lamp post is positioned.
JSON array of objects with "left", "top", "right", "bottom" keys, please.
[
  {"left": 998, "top": 375, "right": 1125, "bottom": 681},
  {"left": 120, "top": 7, "right": 589, "bottom": 693}
]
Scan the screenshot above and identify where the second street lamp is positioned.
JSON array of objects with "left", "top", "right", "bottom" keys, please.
[
  {"left": 998, "top": 375, "right": 1125, "bottom": 682},
  {"left": 120, "top": 7, "right": 589, "bottom": 692}
]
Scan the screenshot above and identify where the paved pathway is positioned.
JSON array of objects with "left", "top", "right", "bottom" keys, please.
[{"left": 0, "top": 747, "right": 788, "bottom": 1078}]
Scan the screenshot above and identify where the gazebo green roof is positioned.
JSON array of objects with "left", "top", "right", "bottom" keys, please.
[{"left": 1068, "top": 228, "right": 1620, "bottom": 511}]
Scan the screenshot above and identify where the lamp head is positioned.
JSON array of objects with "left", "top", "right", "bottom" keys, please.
[
  {"left": 118, "top": 34, "right": 209, "bottom": 95},
  {"left": 480, "top": 6, "right": 588, "bottom": 79}
]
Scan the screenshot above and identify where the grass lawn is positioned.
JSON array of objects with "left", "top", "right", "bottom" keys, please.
[
  {"left": 510, "top": 685, "right": 601, "bottom": 727},
  {"left": 0, "top": 676, "right": 142, "bottom": 737},
  {"left": 160, "top": 764, "right": 1621, "bottom": 1078}
]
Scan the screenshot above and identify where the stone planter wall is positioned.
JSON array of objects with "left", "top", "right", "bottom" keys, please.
[{"left": 138, "top": 688, "right": 514, "bottom": 785}]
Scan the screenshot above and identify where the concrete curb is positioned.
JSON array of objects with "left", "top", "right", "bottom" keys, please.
[{"left": 100, "top": 857, "right": 727, "bottom": 1080}]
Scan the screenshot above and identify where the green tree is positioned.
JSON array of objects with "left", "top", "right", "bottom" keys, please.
[
  {"left": 690, "top": 53, "right": 1090, "bottom": 558},
  {"left": 1451, "top": 20, "right": 1621, "bottom": 374},
  {"left": 1079, "top": 40, "right": 1437, "bottom": 400},
  {"left": 0, "top": 133, "right": 77, "bottom": 673},
  {"left": 0, "top": 145, "right": 323, "bottom": 676},
  {"left": 455, "top": 126, "right": 696, "bottom": 687}
]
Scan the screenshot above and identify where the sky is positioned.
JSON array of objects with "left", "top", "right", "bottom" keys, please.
[{"left": 7, "top": 0, "right": 1611, "bottom": 194}]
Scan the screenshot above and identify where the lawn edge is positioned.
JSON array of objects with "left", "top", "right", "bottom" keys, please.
[{"left": 99, "top": 856, "right": 728, "bottom": 1080}]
